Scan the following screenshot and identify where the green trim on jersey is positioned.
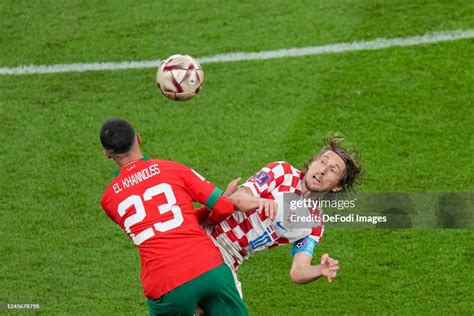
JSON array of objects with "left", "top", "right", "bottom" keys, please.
[
  {"left": 113, "top": 155, "right": 150, "bottom": 178},
  {"left": 205, "top": 188, "right": 224, "bottom": 209}
]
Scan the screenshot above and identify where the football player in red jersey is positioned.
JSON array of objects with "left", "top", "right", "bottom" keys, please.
[
  {"left": 198, "top": 134, "right": 362, "bottom": 298},
  {"left": 99, "top": 118, "right": 276, "bottom": 316}
]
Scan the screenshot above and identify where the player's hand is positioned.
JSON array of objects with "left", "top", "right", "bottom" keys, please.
[
  {"left": 224, "top": 178, "right": 241, "bottom": 197},
  {"left": 320, "top": 253, "right": 339, "bottom": 283},
  {"left": 257, "top": 198, "right": 278, "bottom": 221}
]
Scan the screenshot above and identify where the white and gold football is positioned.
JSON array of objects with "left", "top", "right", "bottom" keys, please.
[{"left": 156, "top": 54, "right": 205, "bottom": 101}]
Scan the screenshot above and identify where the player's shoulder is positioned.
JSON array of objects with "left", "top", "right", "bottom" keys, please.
[
  {"left": 149, "top": 159, "right": 205, "bottom": 180},
  {"left": 100, "top": 181, "right": 116, "bottom": 210},
  {"left": 264, "top": 161, "right": 301, "bottom": 176},
  {"left": 149, "top": 159, "right": 189, "bottom": 171},
  {"left": 101, "top": 167, "right": 122, "bottom": 198}
]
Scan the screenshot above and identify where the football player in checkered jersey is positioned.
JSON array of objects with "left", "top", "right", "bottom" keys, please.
[{"left": 198, "top": 134, "right": 362, "bottom": 297}]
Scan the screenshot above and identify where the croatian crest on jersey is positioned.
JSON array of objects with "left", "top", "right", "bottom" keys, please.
[{"left": 254, "top": 171, "right": 271, "bottom": 187}]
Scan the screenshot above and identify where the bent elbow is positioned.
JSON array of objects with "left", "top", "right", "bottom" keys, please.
[{"left": 289, "top": 269, "right": 304, "bottom": 284}]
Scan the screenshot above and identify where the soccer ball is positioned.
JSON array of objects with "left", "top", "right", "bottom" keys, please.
[{"left": 156, "top": 54, "right": 205, "bottom": 101}]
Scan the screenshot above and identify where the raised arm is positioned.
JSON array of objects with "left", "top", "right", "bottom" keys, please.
[
  {"left": 228, "top": 186, "right": 278, "bottom": 220},
  {"left": 194, "top": 178, "right": 241, "bottom": 224}
]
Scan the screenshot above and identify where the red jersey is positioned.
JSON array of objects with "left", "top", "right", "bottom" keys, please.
[{"left": 100, "top": 158, "right": 233, "bottom": 299}]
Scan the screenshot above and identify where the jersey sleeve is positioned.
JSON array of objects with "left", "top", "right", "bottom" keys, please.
[
  {"left": 290, "top": 226, "right": 324, "bottom": 257},
  {"left": 182, "top": 167, "right": 234, "bottom": 223},
  {"left": 308, "top": 225, "right": 324, "bottom": 244},
  {"left": 241, "top": 161, "right": 289, "bottom": 197}
]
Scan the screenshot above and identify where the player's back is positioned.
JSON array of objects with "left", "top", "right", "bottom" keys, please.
[{"left": 101, "top": 158, "right": 224, "bottom": 299}]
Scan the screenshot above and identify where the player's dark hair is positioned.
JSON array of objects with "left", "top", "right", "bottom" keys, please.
[
  {"left": 100, "top": 118, "right": 136, "bottom": 154},
  {"left": 304, "top": 133, "right": 363, "bottom": 192}
]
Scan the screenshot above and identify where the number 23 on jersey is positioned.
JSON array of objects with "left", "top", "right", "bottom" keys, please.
[{"left": 117, "top": 183, "right": 183, "bottom": 245}]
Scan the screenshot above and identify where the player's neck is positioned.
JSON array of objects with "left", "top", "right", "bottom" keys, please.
[
  {"left": 301, "top": 180, "right": 308, "bottom": 196},
  {"left": 117, "top": 152, "right": 144, "bottom": 168}
]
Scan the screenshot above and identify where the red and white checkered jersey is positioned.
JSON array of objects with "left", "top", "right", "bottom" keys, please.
[
  {"left": 207, "top": 161, "right": 324, "bottom": 271},
  {"left": 243, "top": 161, "right": 303, "bottom": 198}
]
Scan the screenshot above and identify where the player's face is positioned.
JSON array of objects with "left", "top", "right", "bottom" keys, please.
[{"left": 304, "top": 150, "right": 346, "bottom": 193}]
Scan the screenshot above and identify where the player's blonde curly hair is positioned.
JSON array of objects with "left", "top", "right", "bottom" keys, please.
[{"left": 303, "top": 133, "right": 363, "bottom": 192}]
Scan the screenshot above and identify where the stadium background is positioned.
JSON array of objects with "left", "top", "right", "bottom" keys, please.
[{"left": 1, "top": 1, "right": 472, "bottom": 314}]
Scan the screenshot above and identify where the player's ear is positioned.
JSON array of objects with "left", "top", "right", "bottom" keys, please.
[
  {"left": 332, "top": 185, "right": 343, "bottom": 192},
  {"left": 136, "top": 133, "right": 142, "bottom": 145},
  {"left": 103, "top": 149, "right": 112, "bottom": 159}
]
